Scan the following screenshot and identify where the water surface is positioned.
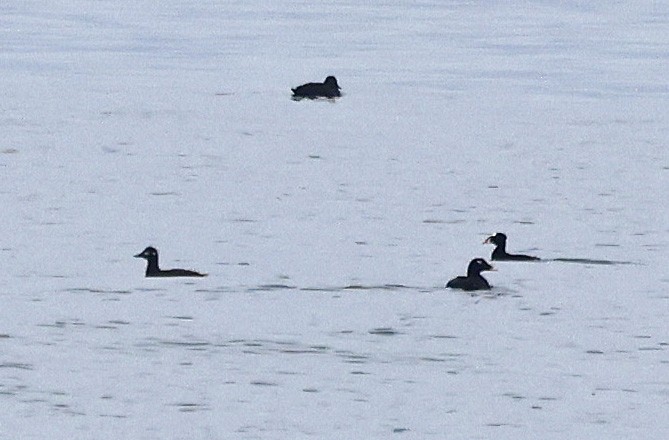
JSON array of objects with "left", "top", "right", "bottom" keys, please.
[{"left": 1, "top": 1, "right": 667, "bottom": 439}]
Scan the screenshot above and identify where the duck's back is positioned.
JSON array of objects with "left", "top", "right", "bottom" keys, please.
[
  {"left": 492, "top": 249, "right": 539, "bottom": 261},
  {"left": 506, "top": 254, "right": 540, "bottom": 261},
  {"left": 446, "top": 275, "right": 490, "bottom": 291},
  {"left": 147, "top": 269, "right": 207, "bottom": 277},
  {"left": 292, "top": 83, "right": 340, "bottom": 98},
  {"left": 446, "top": 276, "right": 468, "bottom": 289}
]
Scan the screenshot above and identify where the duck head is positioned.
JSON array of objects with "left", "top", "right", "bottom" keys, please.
[
  {"left": 134, "top": 246, "right": 158, "bottom": 260},
  {"left": 467, "top": 258, "right": 494, "bottom": 276},
  {"left": 484, "top": 233, "right": 507, "bottom": 246}
]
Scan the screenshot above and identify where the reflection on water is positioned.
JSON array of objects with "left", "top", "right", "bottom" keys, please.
[{"left": 550, "top": 258, "right": 640, "bottom": 266}]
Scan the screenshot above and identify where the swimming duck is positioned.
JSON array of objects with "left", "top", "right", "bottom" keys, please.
[
  {"left": 484, "top": 233, "right": 540, "bottom": 261},
  {"left": 291, "top": 76, "right": 341, "bottom": 99},
  {"left": 134, "top": 246, "right": 207, "bottom": 277},
  {"left": 446, "top": 258, "right": 494, "bottom": 291}
]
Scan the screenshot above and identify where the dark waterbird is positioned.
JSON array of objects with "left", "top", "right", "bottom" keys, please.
[
  {"left": 484, "top": 233, "right": 540, "bottom": 261},
  {"left": 291, "top": 76, "right": 341, "bottom": 99},
  {"left": 134, "top": 246, "right": 207, "bottom": 277},
  {"left": 446, "top": 258, "right": 494, "bottom": 291}
]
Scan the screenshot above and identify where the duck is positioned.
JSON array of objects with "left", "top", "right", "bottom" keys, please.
[
  {"left": 484, "top": 233, "right": 540, "bottom": 261},
  {"left": 291, "top": 76, "right": 341, "bottom": 99},
  {"left": 134, "top": 246, "right": 207, "bottom": 277},
  {"left": 446, "top": 258, "right": 494, "bottom": 291}
]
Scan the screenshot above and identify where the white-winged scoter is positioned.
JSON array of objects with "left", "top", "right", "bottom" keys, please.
[{"left": 446, "top": 258, "right": 494, "bottom": 291}]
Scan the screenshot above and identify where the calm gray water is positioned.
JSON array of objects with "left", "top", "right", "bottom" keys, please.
[{"left": 1, "top": 1, "right": 667, "bottom": 439}]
